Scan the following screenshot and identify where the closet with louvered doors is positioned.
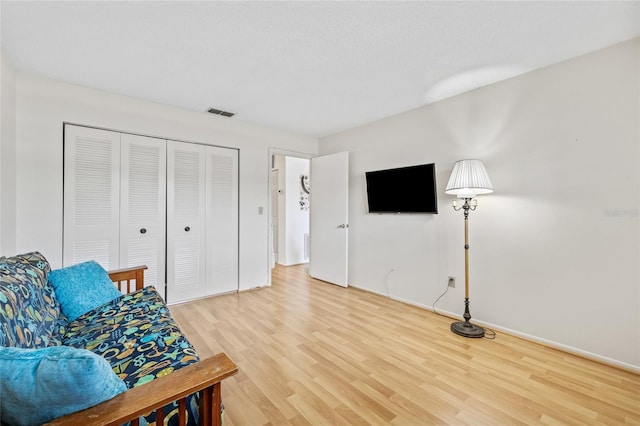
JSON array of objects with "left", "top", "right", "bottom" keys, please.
[
  {"left": 63, "top": 125, "right": 166, "bottom": 293},
  {"left": 166, "top": 141, "right": 239, "bottom": 303},
  {"left": 63, "top": 124, "right": 238, "bottom": 303}
]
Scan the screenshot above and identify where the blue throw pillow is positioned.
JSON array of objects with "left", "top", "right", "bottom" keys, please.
[
  {"left": 0, "top": 346, "right": 127, "bottom": 426},
  {"left": 48, "top": 260, "right": 122, "bottom": 321}
]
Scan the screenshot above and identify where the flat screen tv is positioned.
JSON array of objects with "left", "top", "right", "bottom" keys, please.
[{"left": 365, "top": 163, "right": 438, "bottom": 214}]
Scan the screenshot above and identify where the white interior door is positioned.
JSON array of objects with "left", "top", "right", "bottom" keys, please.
[
  {"left": 205, "top": 146, "right": 239, "bottom": 295},
  {"left": 120, "top": 133, "right": 166, "bottom": 291},
  {"left": 167, "top": 141, "right": 206, "bottom": 303},
  {"left": 63, "top": 125, "right": 120, "bottom": 270},
  {"left": 309, "top": 151, "right": 349, "bottom": 287}
]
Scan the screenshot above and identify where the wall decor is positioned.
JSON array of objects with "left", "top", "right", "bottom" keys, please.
[{"left": 299, "top": 174, "right": 310, "bottom": 210}]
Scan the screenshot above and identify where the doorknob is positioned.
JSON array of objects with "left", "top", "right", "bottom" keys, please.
[{"left": 338, "top": 224, "right": 349, "bottom": 229}]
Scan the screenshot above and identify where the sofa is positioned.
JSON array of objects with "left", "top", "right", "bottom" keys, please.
[{"left": 0, "top": 251, "right": 237, "bottom": 426}]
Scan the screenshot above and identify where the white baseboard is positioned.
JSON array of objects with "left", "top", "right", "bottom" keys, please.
[{"left": 349, "top": 284, "right": 640, "bottom": 374}]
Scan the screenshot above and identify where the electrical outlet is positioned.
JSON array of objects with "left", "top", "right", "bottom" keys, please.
[{"left": 448, "top": 276, "right": 456, "bottom": 288}]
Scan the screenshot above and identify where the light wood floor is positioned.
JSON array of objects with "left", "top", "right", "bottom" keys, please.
[{"left": 170, "top": 264, "right": 640, "bottom": 425}]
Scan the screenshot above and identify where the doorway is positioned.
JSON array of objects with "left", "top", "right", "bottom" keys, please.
[
  {"left": 271, "top": 154, "right": 310, "bottom": 271},
  {"left": 268, "top": 149, "right": 349, "bottom": 288}
]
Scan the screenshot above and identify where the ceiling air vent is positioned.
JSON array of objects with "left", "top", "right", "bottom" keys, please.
[{"left": 207, "top": 107, "right": 235, "bottom": 118}]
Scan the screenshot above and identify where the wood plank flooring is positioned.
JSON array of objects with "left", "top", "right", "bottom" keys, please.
[{"left": 170, "top": 264, "right": 640, "bottom": 425}]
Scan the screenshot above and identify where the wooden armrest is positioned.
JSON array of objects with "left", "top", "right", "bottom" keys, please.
[
  {"left": 46, "top": 353, "right": 238, "bottom": 426},
  {"left": 108, "top": 265, "right": 147, "bottom": 293}
]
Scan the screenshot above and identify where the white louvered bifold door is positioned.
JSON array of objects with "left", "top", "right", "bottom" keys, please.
[
  {"left": 120, "top": 134, "right": 167, "bottom": 293},
  {"left": 63, "top": 125, "right": 120, "bottom": 270},
  {"left": 205, "top": 146, "right": 239, "bottom": 295},
  {"left": 167, "top": 141, "right": 206, "bottom": 303}
]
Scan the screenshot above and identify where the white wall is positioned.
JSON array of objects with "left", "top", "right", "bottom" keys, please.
[
  {"left": 14, "top": 73, "right": 317, "bottom": 290},
  {"left": 320, "top": 38, "right": 640, "bottom": 369},
  {"left": 0, "top": 50, "right": 17, "bottom": 256}
]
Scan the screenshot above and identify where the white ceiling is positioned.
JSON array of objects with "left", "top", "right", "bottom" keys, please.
[{"left": 1, "top": 1, "right": 639, "bottom": 138}]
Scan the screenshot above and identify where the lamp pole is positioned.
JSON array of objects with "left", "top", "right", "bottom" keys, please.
[{"left": 451, "top": 198, "right": 485, "bottom": 338}]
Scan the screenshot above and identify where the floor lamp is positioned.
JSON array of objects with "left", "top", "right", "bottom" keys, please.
[{"left": 445, "top": 159, "right": 493, "bottom": 338}]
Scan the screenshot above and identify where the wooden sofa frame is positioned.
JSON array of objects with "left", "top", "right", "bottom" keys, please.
[{"left": 46, "top": 266, "right": 238, "bottom": 426}]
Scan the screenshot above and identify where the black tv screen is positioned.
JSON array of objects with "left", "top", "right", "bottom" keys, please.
[{"left": 365, "top": 163, "right": 438, "bottom": 214}]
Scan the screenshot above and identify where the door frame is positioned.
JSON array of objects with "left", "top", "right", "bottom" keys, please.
[
  {"left": 271, "top": 168, "right": 280, "bottom": 266},
  {"left": 267, "top": 148, "right": 314, "bottom": 286}
]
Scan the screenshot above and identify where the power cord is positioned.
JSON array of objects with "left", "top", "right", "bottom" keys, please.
[
  {"left": 431, "top": 281, "right": 497, "bottom": 340},
  {"left": 431, "top": 283, "right": 450, "bottom": 317},
  {"left": 484, "top": 328, "right": 496, "bottom": 339},
  {"left": 385, "top": 268, "right": 395, "bottom": 298}
]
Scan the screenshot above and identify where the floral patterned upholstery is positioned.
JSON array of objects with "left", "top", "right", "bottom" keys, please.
[
  {"left": 63, "top": 286, "right": 199, "bottom": 387},
  {"left": 62, "top": 287, "right": 201, "bottom": 425},
  {"left": 0, "top": 252, "right": 65, "bottom": 348}
]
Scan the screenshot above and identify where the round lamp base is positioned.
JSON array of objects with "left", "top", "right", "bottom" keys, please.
[{"left": 451, "top": 321, "right": 485, "bottom": 338}]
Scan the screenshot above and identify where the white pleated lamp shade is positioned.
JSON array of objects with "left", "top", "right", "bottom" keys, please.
[{"left": 445, "top": 159, "right": 493, "bottom": 198}]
